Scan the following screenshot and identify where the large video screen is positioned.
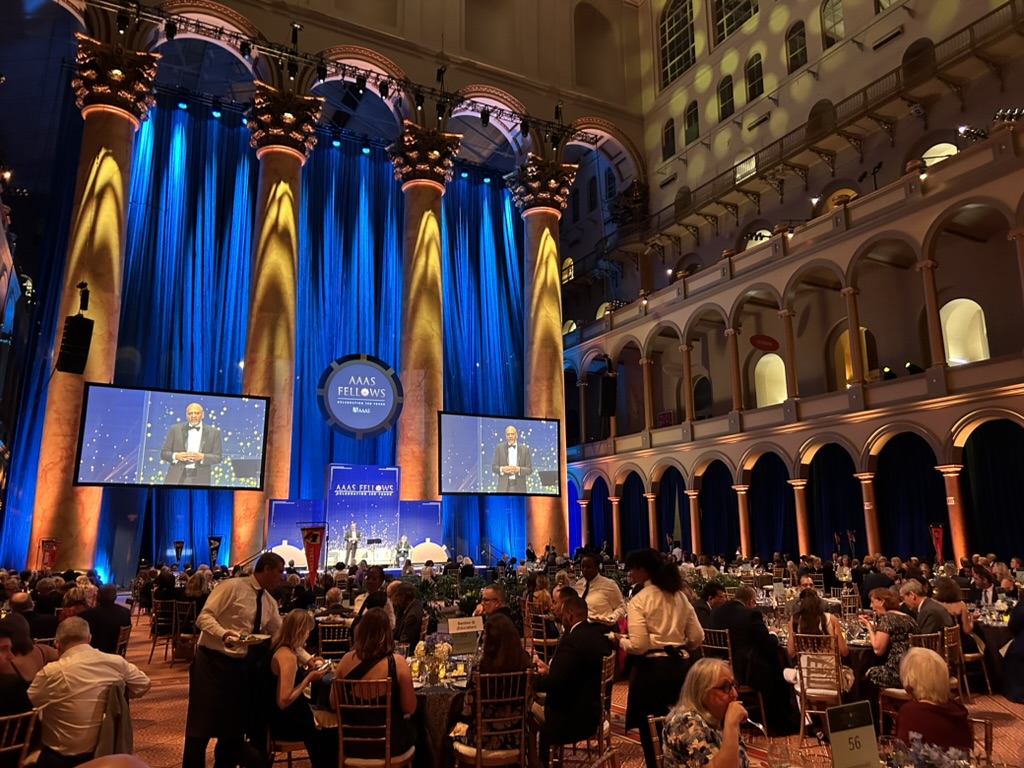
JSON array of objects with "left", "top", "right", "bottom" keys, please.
[
  {"left": 74, "top": 384, "right": 270, "bottom": 490},
  {"left": 439, "top": 412, "right": 561, "bottom": 496}
]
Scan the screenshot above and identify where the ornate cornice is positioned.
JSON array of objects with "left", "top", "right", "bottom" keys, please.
[
  {"left": 70, "top": 34, "right": 160, "bottom": 123},
  {"left": 386, "top": 121, "right": 461, "bottom": 187},
  {"left": 505, "top": 153, "right": 577, "bottom": 213},
  {"left": 248, "top": 81, "right": 322, "bottom": 159}
]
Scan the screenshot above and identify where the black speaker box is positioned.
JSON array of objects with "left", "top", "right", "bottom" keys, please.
[
  {"left": 55, "top": 314, "right": 94, "bottom": 374},
  {"left": 598, "top": 375, "right": 617, "bottom": 417}
]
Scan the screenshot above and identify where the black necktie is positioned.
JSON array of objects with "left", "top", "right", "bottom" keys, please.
[
  {"left": 254, "top": 588, "right": 264, "bottom": 633},
  {"left": 582, "top": 582, "right": 590, "bottom": 600}
]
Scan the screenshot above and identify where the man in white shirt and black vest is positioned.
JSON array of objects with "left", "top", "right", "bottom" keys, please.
[{"left": 575, "top": 554, "right": 626, "bottom": 631}]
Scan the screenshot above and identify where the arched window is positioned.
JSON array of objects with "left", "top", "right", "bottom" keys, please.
[
  {"left": 662, "top": 119, "right": 676, "bottom": 161},
  {"left": 718, "top": 76, "right": 734, "bottom": 121},
  {"left": 922, "top": 142, "right": 958, "bottom": 167},
  {"left": 786, "top": 23, "right": 808, "bottom": 73},
  {"left": 822, "top": 0, "right": 844, "bottom": 48},
  {"left": 562, "top": 320, "right": 578, "bottom": 335},
  {"left": 745, "top": 54, "right": 764, "bottom": 101},
  {"left": 562, "top": 257, "right": 575, "bottom": 284},
  {"left": 674, "top": 187, "right": 692, "bottom": 217},
  {"left": 834, "top": 327, "right": 879, "bottom": 387},
  {"left": 684, "top": 101, "right": 699, "bottom": 145},
  {"left": 940, "top": 299, "right": 989, "bottom": 365},
  {"left": 693, "top": 375, "right": 713, "bottom": 418},
  {"left": 754, "top": 354, "right": 787, "bottom": 407},
  {"left": 713, "top": 0, "right": 758, "bottom": 45},
  {"left": 823, "top": 188, "right": 857, "bottom": 212},
  {"left": 596, "top": 302, "right": 612, "bottom": 319},
  {"left": 659, "top": 0, "right": 697, "bottom": 88},
  {"left": 743, "top": 229, "right": 773, "bottom": 250}
]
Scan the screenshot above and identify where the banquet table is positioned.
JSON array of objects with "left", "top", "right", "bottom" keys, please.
[
  {"left": 975, "top": 621, "right": 1013, "bottom": 694},
  {"left": 412, "top": 684, "right": 466, "bottom": 768}
]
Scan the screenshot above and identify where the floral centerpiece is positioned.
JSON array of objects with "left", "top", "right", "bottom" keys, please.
[
  {"left": 414, "top": 633, "right": 453, "bottom": 684},
  {"left": 885, "top": 737, "right": 972, "bottom": 768}
]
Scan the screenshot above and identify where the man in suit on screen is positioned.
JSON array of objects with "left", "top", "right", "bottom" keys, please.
[
  {"left": 161, "top": 403, "right": 223, "bottom": 486},
  {"left": 492, "top": 425, "right": 533, "bottom": 492}
]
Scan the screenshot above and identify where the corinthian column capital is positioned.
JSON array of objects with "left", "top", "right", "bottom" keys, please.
[
  {"left": 387, "top": 120, "right": 462, "bottom": 189},
  {"left": 505, "top": 153, "right": 577, "bottom": 214},
  {"left": 248, "top": 81, "right": 323, "bottom": 163},
  {"left": 71, "top": 34, "right": 160, "bottom": 127}
]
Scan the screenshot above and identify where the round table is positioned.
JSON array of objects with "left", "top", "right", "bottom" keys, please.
[
  {"left": 413, "top": 684, "right": 465, "bottom": 768},
  {"left": 975, "top": 621, "right": 1013, "bottom": 694}
]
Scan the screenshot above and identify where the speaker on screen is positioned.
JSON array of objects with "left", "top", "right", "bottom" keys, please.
[
  {"left": 598, "top": 375, "right": 617, "bottom": 417},
  {"left": 55, "top": 314, "right": 94, "bottom": 374}
]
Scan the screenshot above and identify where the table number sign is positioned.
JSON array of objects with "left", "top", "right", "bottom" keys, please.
[
  {"left": 446, "top": 616, "right": 484, "bottom": 656},
  {"left": 827, "top": 701, "right": 878, "bottom": 768}
]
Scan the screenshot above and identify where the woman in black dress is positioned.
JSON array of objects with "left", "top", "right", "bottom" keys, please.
[{"left": 269, "top": 610, "right": 333, "bottom": 768}]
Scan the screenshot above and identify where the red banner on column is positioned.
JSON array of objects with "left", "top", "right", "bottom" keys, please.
[
  {"left": 173, "top": 540, "right": 185, "bottom": 563},
  {"left": 930, "top": 524, "right": 944, "bottom": 561},
  {"left": 301, "top": 526, "right": 326, "bottom": 583},
  {"left": 40, "top": 539, "right": 60, "bottom": 570}
]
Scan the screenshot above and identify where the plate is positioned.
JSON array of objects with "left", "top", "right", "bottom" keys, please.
[
  {"left": 453, "top": 679, "right": 467, "bottom": 689},
  {"left": 413, "top": 681, "right": 424, "bottom": 690},
  {"left": 235, "top": 634, "right": 271, "bottom": 645}
]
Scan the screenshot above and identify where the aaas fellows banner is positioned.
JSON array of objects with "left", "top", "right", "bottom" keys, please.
[{"left": 324, "top": 464, "right": 401, "bottom": 565}]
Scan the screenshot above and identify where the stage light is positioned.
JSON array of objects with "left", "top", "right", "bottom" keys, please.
[
  {"left": 241, "top": 117, "right": 248, "bottom": 126},
  {"left": 882, "top": 366, "right": 897, "bottom": 381},
  {"left": 436, "top": 65, "right": 446, "bottom": 83},
  {"left": 116, "top": 10, "right": 129, "bottom": 34},
  {"left": 415, "top": 91, "right": 424, "bottom": 111},
  {"left": 287, "top": 60, "right": 297, "bottom": 81},
  {"left": 666, "top": 268, "right": 674, "bottom": 276},
  {"left": 378, "top": 80, "right": 390, "bottom": 99},
  {"left": 177, "top": 100, "right": 188, "bottom": 110},
  {"left": 460, "top": 170, "right": 469, "bottom": 179},
  {"left": 331, "top": 132, "right": 341, "bottom": 148},
  {"left": 355, "top": 74, "right": 366, "bottom": 94},
  {"left": 520, "top": 116, "right": 529, "bottom": 135},
  {"left": 810, "top": 195, "right": 820, "bottom": 205},
  {"left": 0, "top": 167, "right": 11, "bottom": 183},
  {"left": 905, "top": 361, "right": 925, "bottom": 375},
  {"left": 0, "top": 73, "right": 6, "bottom": 85},
  {"left": 239, "top": 40, "right": 252, "bottom": 59},
  {"left": 211, "top": 98, "right": 222, "bottom": 118},
  {"left": 483, "top": 175, "right": 491, "bottom": 184},
  {"left": 290, "top": 22, "right": 302, "bottom": 47},
  {"left": 361, "top": 143, "right": 371, "bottom": 155},
  {"left": 436, "top": 99, "right": 447, "bottom": 121},
  {"left": 316, "top": 62, "right": 327, "bottom": 83},
  {"left": 480, "top": 108, "right": 490, "bottom": 128},
  {"left": 554, "top": 101, "right": 563, "bottom": 122},
  {"left": 164, "top": 19, "right": 177, "bottom": 41}
]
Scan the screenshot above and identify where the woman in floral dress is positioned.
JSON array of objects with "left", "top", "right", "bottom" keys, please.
[
  {"left": 860, "top": 587, "right": 917, "bottom": 688},
  {"left": 662, "top": 658, "right": 749, "bottom": 768}
]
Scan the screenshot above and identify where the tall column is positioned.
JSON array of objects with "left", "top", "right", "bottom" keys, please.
[
  {"left": 841, "top": 287, "right": 865, "bottom": 385},
  {"left": 389, "top": 121, "right": 461, "bottom": 503},
  {"left": 233, "top": 82, "right": 322, "bottom": 563},
  {"left": 787, "top": 479, "right": 812, "bottom": 556},
  {"left": 680, "top": 344, "right": 695, "bottom": 422},
  {"left": 639, "top": 357, "right": 654, "bottom": 430},
  {"left": 916, "top": 260, "right": 946, "bottom": 367},
  {"left": 609, "top": 496, "right": 622, "bottom": 560},
  {"left": 725, "top": 328, "right": 743, "bottom": 411},
  {"left": 778, "top": 309, "right": 799, "bottom": 399},
  {"left": 733, "top": 485, "right": 753, "bottom": 558},
  {"left": 578, "top": 499, "right": 590, "bottom": 550},
  {"left": 685, "top": 489, "right": 702, "bottom": 555},
  {"left": 935, "top": 465, "right": 969, "bottom": 565},
  {"left": 507, "top": 153, "right": 577, "bottom": 553},
  {"left": 853, "top": 472, "right": 882, "bottom": 556},
  {"left": 577, "top": 377, "right": 588, "bottom": 445},
  {"left": 30, "top": 35, "right": 159, "bottom": 570},
  {"left": 644, "top": 493, "right": 659, "bottom": 549},
  {"left": 1008, "top": 228, "right": 1024, "bottom": 308}
]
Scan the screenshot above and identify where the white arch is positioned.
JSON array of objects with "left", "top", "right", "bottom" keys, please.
[
  {"left": 940, "top": 299, "right": 989, "bottom": 366},
  {"left": 754, "top": 354, "right": 787, "bottom": 408}
]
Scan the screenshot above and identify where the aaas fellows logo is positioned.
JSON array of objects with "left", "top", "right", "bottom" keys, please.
[{"left": 316, "top": 354, "right": 404, "bottom": 439}]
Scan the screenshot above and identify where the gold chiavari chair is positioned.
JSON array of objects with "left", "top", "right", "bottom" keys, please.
[
  {"left": 319, "top": 622, "right": 351, "bottom": 660},
  {"left": 701, "top": 628, "right": 767, "bottom": 732},
  {"left": 116, "top": 624, "right": 132, "bottom": 657},
  {"left": 0, "top": 709, "right": 38, "bottom": 768},
  {"left": 453, "top": 670, "right": 532, "bottom": 768},
  {"left": 148, "top": 599, "right": 176, "bottom": 663},
  {"left": 332, "top": 675, "right": 415, "bottom": 768},
  {"left": 646, "top": 716, "right": 666, "bottom": 768}
]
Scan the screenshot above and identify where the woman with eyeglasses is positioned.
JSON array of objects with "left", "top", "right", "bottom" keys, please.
[{"left": 662, "top": 658, "right": 749, "bottom": 768}]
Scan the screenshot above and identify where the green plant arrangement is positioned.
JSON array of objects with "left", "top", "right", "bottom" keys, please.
[
  {"left": 687, "top": 572, "right": 741, "bottom": 595},
  {"left": 457, "top": 575, "right": 487, "bottom": 618}
]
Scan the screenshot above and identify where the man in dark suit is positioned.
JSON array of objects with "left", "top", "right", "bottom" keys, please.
[
  {"left": 968, "top": 565, "right": 997, "bottom": 606},
  {"left": 160, "top": 403, "right": 223, "bottom": 485},
  {"left": 861, "top": 564, "right": 895, "bottom": 608},
  {"left": 533, "top": 594, "right": 608, "bottom": 763},
  {"left": 491, "top": 425, "right": 533, "bottom": 492},
  {"left": 708, "top": 585, "right": 798, "bottom": 735},
  {"left": 693, "top": 582, "right": 726, "bottom": 627},
  {"left": 79, "top": 585, "right": 132, "bottom": 653},
  {"left": 900, "top": 580, "right": 955, "bottom": 634},
  {"left": 390, "top": 581, "right": 425, "bottom": 645},
  {"left": 9, "top": 592, "right": 59, "bottom": 640}
]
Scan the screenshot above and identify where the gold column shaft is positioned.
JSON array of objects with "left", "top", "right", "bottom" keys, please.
[
  {"left": 935, "top": 465, "right": 969, "bottom": 565},
  {"left": 788, "top": 479, "right": 812, "bottom": 555},
  {"left": 685, "top": 489, "right": 701, "bottom": 555},
  {"left": 842, "top": 288, "right": 865, "bottom": 384},
  {"left": 733, "top": 484, "right": 752, "bottom": 558},
  {"left": 644, "top": 492, "right": 659, "bottom": 549},
  {"left": 853, "top": 472, "right": 882, "bottom": 555},
  {"left": 609, "top": 496, "right": 622, "bottom": 560}
]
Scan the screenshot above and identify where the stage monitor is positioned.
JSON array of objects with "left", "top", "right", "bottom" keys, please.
[
  {"left": 74, "top": 383, "right": 270, "bottom": 490},
  {"left": 438, "top": 412, "right": 561, "bottom": 497}
]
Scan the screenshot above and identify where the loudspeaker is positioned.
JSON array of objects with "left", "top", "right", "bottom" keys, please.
[
  {"left": 598, "top": 375, "right": 617, "bottom": 417},
  {"left": 55, "top": 314, "right": 94, "bottom": 374}
]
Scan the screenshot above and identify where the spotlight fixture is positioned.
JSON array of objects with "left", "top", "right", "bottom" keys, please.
[
  {"left": 355, "top": 74, "right": 366, "bottom": 94},
  {"left": 361, "top": 142, "right": 371, "bottom": 155},
  {"left": 287, "top": 59, "right": 297, "bottom": 81},
  {"left": 116, "top": 10, "right": 129, "bottom": 34},
  {"left": 177, "top": 99, "right": 188, "bottom": 110},
  {"left": 239, "top": 40, "right": 252, "bottom": 59},
  {"left": 331, "top": 130, "right": 341, "bottom": 148},
  {"left": 436, "top": 99, "right": 447, "bottom": 121},
  {"left": 210, "top": 98, "right": 222, "bottom": 119},
  {"left": 905, "top": 361, "right": 925, "bottom": 375},
  {"left": 164, "top": 19, "right": 177, "bottom": 41},
  {"left": 435, "top": 65, "right": 447, "bottom": 83},
  {"left": 460, "top": 170, "right": 469, "bottom": 179},
  {"left": 0, "top": 73, "right": 5, "bottom": 85},
  {"left": 554, "top": 101, "right": 563, "bottom": 122},
  {"left": 378, "top": 79, "right": 390, "bottom": 99},
  {"left": 483, "top": 175, "right": 491, "bottom": 184},
  {"left": 881, "top": 366, "right": 897, "bottom": 381},
  {"left": 480, "top": 108, "right": 490, "bottom": 128},
  {"left": 316, "top": 61, "right": 327, "bottom": 83},
  {"left": 957, "top": 125, "right": 988, "bottom": 142},
  {"left": 810, "top": 195, "right": 821, "bottom": 205},
  {"left": 551, "top": 132, "right": 560, "bottom": 150},
  {"left": 994, "top": 107, "right": 1024, "bottom": 122},
  {"left": 0, "top": 167, "right": 11, "bottom": 183},
  {"left": 414, "top": 91, "right": 424, "bottom": 111},
  {"left": 666, "top": 268, "right": 674, "bottom": 276},
  {"left": 290, "top": 22, "right": 302, "bottom": 47},
  {"left": 520, "top": 116, "right": 529, "bottom": 135}
]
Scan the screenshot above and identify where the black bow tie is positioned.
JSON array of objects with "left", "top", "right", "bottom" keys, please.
[
  {"left": 189, "top": 425, "right": 201, "bottom": 431},
  {"left": 509, "top": 444, "right": 517, "bottom": 449}
]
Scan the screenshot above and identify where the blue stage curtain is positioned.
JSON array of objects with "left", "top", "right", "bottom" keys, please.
[
  {"left": 700, "top": 461, "right": 739, "bottom": 558},
  {"left": 0, "top": 77, "right": 82, "bottom": 570},
  {"left": 291, "top": 141, "right": 404, "bottom": 499},
  {"left": 590, "top": 477, "right": 611, "bottom": 550},
  {"left": 874, "top": 433, "right": 948, "bottom": 561},
  {"left": 748, "top": 452, "right": 798, "bottom": 560},
  {"left": 807, "top": 443, "right": 865, "bottom": 559},
  {"left": 961, "top": 419, "right": 1024, "bottom": 559},
  {"left": 656, "top": 468, "right": 688, "bottom": 551},
  {"left": 439, "top": 170, "right": 526, "bottom": 561},
  {"left": 621, "top": 473, "right": 647, "bottom": 554},
  {"left": 567, "top": 479, "right": 581, "bottom": 554}
]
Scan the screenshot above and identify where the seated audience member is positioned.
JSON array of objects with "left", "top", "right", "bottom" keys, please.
[
  {"left": 896, "top": 648, "right": 972, "bottom": 752},
  {"left": 454, "top": 614, "right": 531, "bottom": 751},
  {"left": 151, "top": 571, "right": 178, "bottom": 602},
  {"left": 1003, "top": 599, "right": 1024, "bottom": 703},
  {"left": 351, "top": 566, "right": 394, "bottom": 632},
  {"left": 331, "top": 608, "right": 416, "bottom": 759},
  {"left": 58, "top": 587, "right": 90, "bottom": 624},
  {"left": 76, "top": 576, "right": 98, "bottom": 608},
  {"left": 32, "top": 578, "right": 64, "bottom": 616},
  {"left": 315, "top": 587, "right": 347, "bottom": 617},
  {"left": 709, "top": 584, "right": 797, "bottom": 735},
  {"left": 475, "top": 584, "right": 516, "bottom": 625},
  {"left": 991, "top": 562, "right": 1019, "bottom": 598},
  {"left": 968, "top": 565, "right": 997, "bottom": 606},
  {"left": 693, "top": 583, "right": 727, "bottom": 628},
  {"left": 861, "top": 563, "right": 895, "bottom": 609},
  {"left": 0, "top": 612, "right": 59, "bottom": 716},
  {"left": 181, "top": 573, "right": 210, "bottom": 612},
  {"left": 9, "top": 592, "right": 59, "bottom": 640},
  {"left": 899, "top": 580, "right": 955, "bottom": 635},
  {"left": 532, "top": 594, "right": 607, "bottom": 763},
  {"left": 389, "top": 581, "right": 425, "bottom": 646},
  {"left": 459, "top": 557, "right": 476, "bottom": 581},
  {"left": 860, "top": 588, "right": 917, "bottom": 689},
  {"left": 931, "top": 576, "right": 977, "bottom": 651},
  {"left": 419, "top": 560, "right": 436, "bottom": 582},
  {"left": 531, "top": 575, "right": 558, "bottom": 639},
  {"left": 784, "top": 590, "right": 851, "bottom": 691},
  {"left": 79, "top": 586, "right": 132, "bottom": 655},
  {"left": 268, "top": 611, "right": 333, "bottom": 768},
  {"left": 28, "top": 617, "right": 151, "bottom": 768},
  {"left": 662, "top": 658, "right": 749, "bottom": 768}
]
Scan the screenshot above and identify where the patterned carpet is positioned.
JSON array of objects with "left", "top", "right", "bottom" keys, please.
[{"left": 121, "top": 610, "right": 1024, "bottom": 767}]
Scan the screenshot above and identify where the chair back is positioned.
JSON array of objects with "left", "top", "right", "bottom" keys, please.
[
  {"left": 959, "top": 586, "right": 971, "bottom": 601},
  {"left": 724, "top": 586, "right": 738, "bottom": 598},
  {"left": 772, "top": 567, "right": 787, "bottom": 580},
  {"left": 466, "top": 670, "right": 532, "bottom": 766},
  {"left": 840, "top": 594, "right": 859, "bottom": 616},
  {"left": 942, "top": 625, "right": 962, "bottom": 667},
  {"left": 909, "top": 632, "right": 943, "bottom": 653},
  {"left": 420, "top": 612, "right": 430, "bottom": 642},
  {"left": 0, "top": 709, "right": 38, "bottom": 768},
  {"left": 35, "top": 637, "right": 56, "bottom": 649},
  {"left": 830, "top": 587, "right": 844, "bottom": 598},
  {"left": 174, "top": 600, "right": 197, "bottom": 635},
  {"left": 811, "top": 574, "right": 824, "bottom": 590},
  {"left": 529, "top": 614, "right": 557, "bottom": 664},
  {"left": 332, "top": 676, "right": 397, "bottom": 766},
  {"left": 795, "top": 651, "right": 843, "bottom": 696},
  {"left": 116, "top": 625, "right": 132, "bottom": 657},
  {"left": 792, "top": 633, "right": 838, "bottom": 656},
  {"left": 319, "top": 623, "right": 351, "bottom": 659},
  {"left": 701, "top": 628, "right": 733, "bottom": 663},
  {"left": 151, "top": 599, "right": 176, "bottom": 637},
  {"left": 969, "top": 717, "right": 993, "bottom": 764},
  {"left": 313, "top": 596, "right": 326, "bottom": 610},
  {"left": 646, "top": 715, "right": 666, "bottom": 768}
]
